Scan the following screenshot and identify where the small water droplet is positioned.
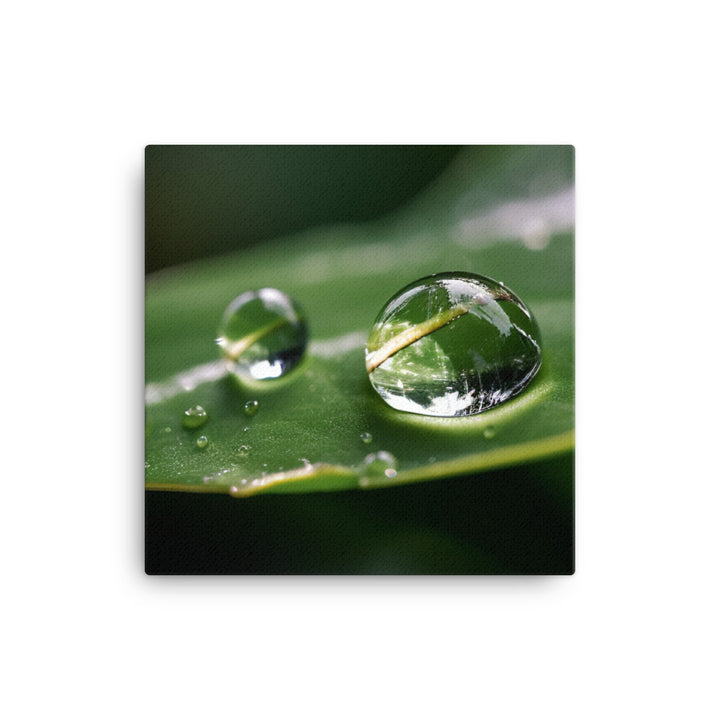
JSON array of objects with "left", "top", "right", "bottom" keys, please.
[
  {"left": 196, "top": 435, "right": 209, "bottom": 449},
  {"left": 360, "top": 431, "right": 373, "bottom": 444},
  {"left": 237, "top": 445, "right": 250, "bottom": 457},
  {"left": 230, "top": 485, "right": 238, "bottom": 493},
  {"left": 182, "top": 405, "right": 208, "bottom": 429},
  {"left": 164, "top": 427, "right": 172, "bottom": 433},
  {"left": 483, "top": 425, "right": 496, "bottom": 439},
  {"left": 360, "top": 451, "right": 398, "bottom": 486},
  {"left": 365, "top": 272, "right": 542, "bottom": 416},
  {"left": 244, "top": 399, "right": 259, "bottom": 416},
  {"left": 216, "top": 288, "right": 308, "bottom": 381}
]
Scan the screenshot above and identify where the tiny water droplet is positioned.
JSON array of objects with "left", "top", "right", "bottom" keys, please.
[
  {"left": 483, "top": 425, "right": 496, "bottom": 439},
  {"left": 237, "top": 445, "right": 250, "bottom": 457},
  {"left": 216, "top": 288, "right": 308, "bottom": 381},
  {"left": 365, "top": 272, "right": 542, "bottom": 416},
  {"left": 360, "top": 431, "right": 373, "bottom": 444},
  {"left": 244, "top": 399, "right": 259, "bottom": 416},
  {"left": 360, "top": 450, "right": 398, "bottom": 486},
  {"left": 182, "top": 405, "right": 208, "bottom": 429},
  {"left": 196, "top": 435, "right": 209, "bottom": 449},
  {"left": 164, "top": 427, "right": 172, "bottom": 433}
]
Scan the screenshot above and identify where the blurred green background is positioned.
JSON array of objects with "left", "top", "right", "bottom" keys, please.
[
  {"left": 146, "top": 145, "right": 460, "bottom": 273},
  {"left": 145, "top": 145, "right": 574, "bottom": 574}
]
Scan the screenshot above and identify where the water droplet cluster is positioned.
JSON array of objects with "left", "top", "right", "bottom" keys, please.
[{"left": 365, "top": 272, "right": 542, "bottom": 417}]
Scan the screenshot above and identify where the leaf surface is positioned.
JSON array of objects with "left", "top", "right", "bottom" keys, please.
[{"left": 145, "top": 146, "right": 574, "bottom": 496}]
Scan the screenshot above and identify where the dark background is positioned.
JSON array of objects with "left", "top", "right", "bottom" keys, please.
[
  {"left": 146, "top": 145, "right": 460, "bottom": 273},
  {"left": 145, "top": 145, "right": 573, "bottom": 574}
]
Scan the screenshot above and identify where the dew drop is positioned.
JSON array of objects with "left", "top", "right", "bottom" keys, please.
[
  {"left": 483, "top": 425, "right": 496, "bottom": 439},
  {"left": 365, "top": 272, "right": 542, "bottom": 417},
  {"left": 360, "top": 451, "right": 398, "bottom": 486},
  {"left": 237, "top": 445, "right": 250, "bottom": 457},
  {"left": 182, "top": 405, "right": 208, "bottom": 429},
  {"left": 244, "top": 399, "right": 259, "bottom": 416},
  {"left": 196, "top": 435, "right": 209, "bottom": 449},
  {"left": 216, "top": 288, "right": 308, "bottom": 381},
  {"left": 360, "top": 431, "right": 373, "bottom": 444}
]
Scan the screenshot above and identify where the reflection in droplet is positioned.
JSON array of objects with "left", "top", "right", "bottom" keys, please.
[
  {"left": 182, "top": 405, "right": 208, "bottom": 429},
  {"left": 365, "top": 272, "right": 542, "bottom": 417},
  {"left": 216, "top": 288, "right": 308, "bottom": 381}
]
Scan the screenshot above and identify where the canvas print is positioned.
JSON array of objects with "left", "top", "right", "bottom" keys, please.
[{"left": 145, "top": 145, "right": 574, "bottom": 574}]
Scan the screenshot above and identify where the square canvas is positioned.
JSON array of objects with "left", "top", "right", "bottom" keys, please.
[{"left": 145, "top": 145, "right": 574, "bottom": 574}]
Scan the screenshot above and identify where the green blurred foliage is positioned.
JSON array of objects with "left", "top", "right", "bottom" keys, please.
[{"left": 145, "top": 145, "right": 460, "bottom": 273}]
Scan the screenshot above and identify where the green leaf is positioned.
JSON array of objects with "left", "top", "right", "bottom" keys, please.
[{"left": 145, "top": 146, "right": 574, "bottom": 497}]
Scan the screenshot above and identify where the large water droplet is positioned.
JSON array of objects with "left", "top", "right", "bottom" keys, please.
[
  {"left": 182, "top": 405, "right": 208, "bottom": 428},
  {"left": 216, "top": 288, "right": 308, "bottom": 381},
  {"left": 365, "top": 272, "right": 542, "bottom": 417}
]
